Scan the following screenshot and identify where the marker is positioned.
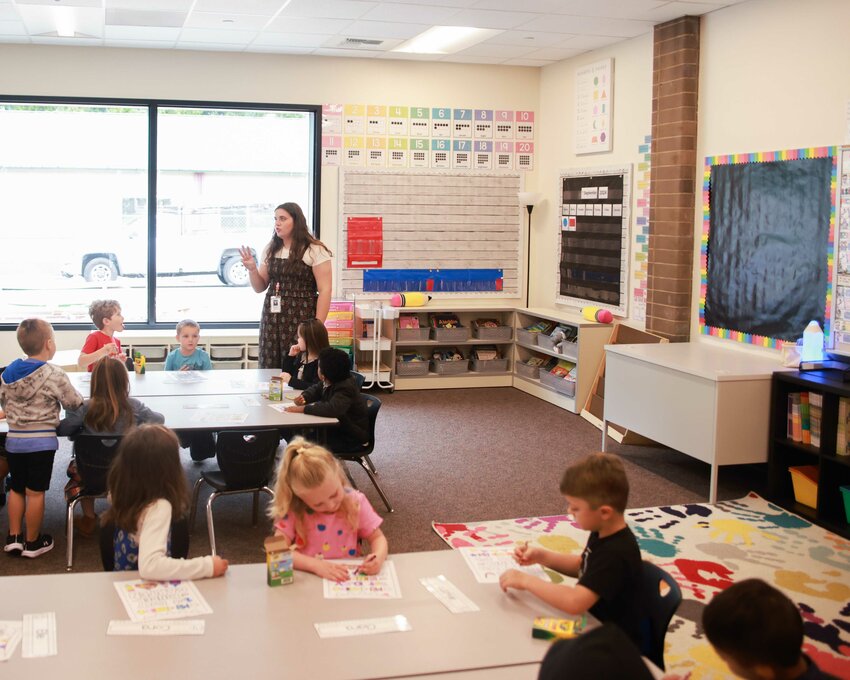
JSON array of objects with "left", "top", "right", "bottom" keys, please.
[{"left": 357, "top": 554, "right": 377, "bottom": 573}]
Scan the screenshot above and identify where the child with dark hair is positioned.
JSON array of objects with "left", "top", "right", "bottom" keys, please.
[
  {"left": 286, "top": 347, "right": 368, "bottom": 452},
  {"left": 499, "top": 452, "right": 644, "bottom": 647},
  {"left": 281, "top": 318, "right": 330, "bottom": 389},
  {"left": 702, "top": 579, "right": 839, "bottom": 680}
]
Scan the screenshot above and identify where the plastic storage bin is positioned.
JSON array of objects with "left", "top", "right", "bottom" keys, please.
[
  {"left": 471, "top": 357, "right": 508, "bottom": 372},
  {"left": 472, "top": 326, "right": 513, "bottom": 341},
  {"left": 515, "top": 361, "right": 540, "bottom": 379},
  {"left": 431, "top": 326, "right": 470, "bottom": 342},
  {"left": 396, "top": 327, "right": 430, "bottom": 342},
  {"left": 431, "top": 359, "right": 469, "bottom": 375},
  {"left": 210, "top": 345, "right": 245, "bottom": 360},
  {"left": 788, "top": 465, "right": 819, "bottom": 509},
  {"left": 132, "top": 345, "right": 168, "bottom": 361},
  {"left": 841, "top": 485, "right": 850, "bottom": 524},
  {"left": 247, "top": 345, "right": 260, "bottom": 360},
  {"left": 211, "top": 360, "right": 243, "bottom": 370},
  {"left": 395, "top": 359, "right": 430, "bottom": 376},
  {"left": 539, "top": 370, "right": 576, "bottom": 397},
  {"left": 537, "top": 334, "right": 558, "bottom": 351},
  {"left": 516, "top": 329, "right": 538, "bottom": 346}
]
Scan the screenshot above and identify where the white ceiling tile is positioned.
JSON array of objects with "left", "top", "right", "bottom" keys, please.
[
  {"left": 0, "top": 4, "right": 16, "bottom": 19},
  {"left": 340, "top": 19, "right": 429, "bottom": 39},
  {"left": 444, "top": 8, "right": 540, "bottom": 30},
  {"left": 16, "top": 0, "right": 101, "bottom": 6},
  {"left": 521, "top": 45, "right": 585, "bottom": 60},
  {"left": 282, "top": 0, "right": 378, "bottom": 20},
  {"left": 184, "top": 12, "right": 270, "bottom": 31},
  {"left": 486, "top": 30, "right": 573, "bottom": 47},
  {"left": 243, "top": 44, "right": 315, "bottom": 54},
  {"left": 380, "top": 49, "right": 444, "bottom": 61},
  {"left": 502, "top": 0, "right": 668, "bottom": 18},
  {"left": 30, "top": 35, "right": 103, "bottom": 45},
  {"left": 503, "top": 57, "right": 551, "bottom": 66},
  {"left": 104, "top": 38, "right": 179, "bottom": 48},
  {"left": 194, "top": 0, "right": 289, "bottom": 16},
  {"left": 359, "top": 2, "right": 460, "bottom": 24},
  {"left": 312, "top": 47, "right": 386, "bottom": 58},
  {"left": 175, "top": 41, "right": 247, "bottom": 51},
  {"left": 105, "top": 0, "right": 194, "bottom": 10},
  {"left": 265, "top": 15, "right": 353, "bottom": 34},
  {"left": 517, "top": 14, "right": 654, "bottom": 38},
  {"left": 18, "top": 5, "right": 104, "bottom": 38},
  {"left": 0, "top": 20, "right": 27, "bottom": 36},
  {"left": 105, "top": 10, "right": 186, "bottom": 28},
  {"left": 441, "top": 53, "right": 508, "bottom": 64},
  {"left": 453, "top": 41, "right": 534, "bottom": 58},
  {"left": 252, "top": 31, "right": 334, "bottom": 48},
  {"left": 104, "top": 25, "right": 181, "bottom": 41},
  {"left": 637, "top": 1, "right": 734, "bottom": 20},
  {"left": 177, "top": 27, "right": 256, "bottom": 44},
  {"left": 559, "top": 34, "right": 621, "bottom": 50},
  {"left": 472, "top": 0, "right": 578, "bottom": 12}
]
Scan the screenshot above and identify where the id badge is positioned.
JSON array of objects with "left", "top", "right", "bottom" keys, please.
[{"left": 270, "top": 295, "right": 282, "bottom": 313}]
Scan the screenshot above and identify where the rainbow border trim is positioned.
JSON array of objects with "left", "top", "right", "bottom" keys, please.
[{"left": 699, "top": 146, "right": 837, "bottom": 349}]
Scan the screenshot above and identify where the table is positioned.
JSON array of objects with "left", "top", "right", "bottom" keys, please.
[
  {"left": 602, "top": 342, "right": 790, "bottom": 502},
  {"left": 0, "top": 550, "right": 572, "bottom": 679},
  {"left": 143, "top": 393, "right": 336, "bottom": 431},
  {"left": 69, "top": 368, "right": 281, "bottom": 398}
]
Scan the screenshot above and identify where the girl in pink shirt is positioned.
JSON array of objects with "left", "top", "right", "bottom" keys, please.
[{"left": 268, "top": 437, "right": 388, "bottom": 582}]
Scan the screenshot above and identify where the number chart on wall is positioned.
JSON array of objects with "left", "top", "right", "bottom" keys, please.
[
  {"left": 322, "top": 104, "right": 535, "bottom": 172},
  {"left": 557, "top": 166, "right": 631, "bottom": 316},
  {"left": 338, "top": 169, "right": 522, "bottom": 300}
]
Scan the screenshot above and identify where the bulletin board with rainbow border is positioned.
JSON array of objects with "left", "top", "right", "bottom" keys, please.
[
  {"left": 700, "top": 146, "right": 837, "bottom": 348},
  {"left": 337, "top": 169, "right": 523, "bottom": 300}
]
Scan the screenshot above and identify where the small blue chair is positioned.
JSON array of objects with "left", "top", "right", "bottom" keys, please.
[{"left": 639, "top": 560, "right": 682, "bottom": 670}]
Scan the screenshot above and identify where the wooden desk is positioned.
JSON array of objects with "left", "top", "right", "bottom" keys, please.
[
  {"left": 69, "top": 368, "right": 281, "bottom": 398},
  {"left": 142, "top": 394, "right": 336, "bottom": 431},
  {"left": 602, "top": 342, "right": 789, "bottom": 502},
  {"left": 0, "top": 551, "right": 570, "bottom": 679}
]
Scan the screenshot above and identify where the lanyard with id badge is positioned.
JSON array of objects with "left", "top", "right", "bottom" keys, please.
[{"left": 270, "top": 282, "right": 282, "bottom": 313}]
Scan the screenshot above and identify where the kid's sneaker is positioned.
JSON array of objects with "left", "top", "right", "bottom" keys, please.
[
  {"left": 21, "top": 534, "right": 54, "bottom": 558},
  {"left": 4, "top": 533, "right": 23, "bottom": 554}
]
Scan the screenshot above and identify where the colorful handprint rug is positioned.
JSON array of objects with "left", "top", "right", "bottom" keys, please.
[{"left": 432, "top": 492, "right": 850, "bottom": 679}]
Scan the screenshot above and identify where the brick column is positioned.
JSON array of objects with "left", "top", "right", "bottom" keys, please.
[{"left": 646, "top": 16, "right": 700, "bottom": 342}]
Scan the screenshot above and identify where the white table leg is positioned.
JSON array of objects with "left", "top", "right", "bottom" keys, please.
[
  {"left": 601, "top": 418, "right": 608, "bottom": 452},
  {"left": 709, "top": 462, "right": 718, "bottom": 504}
]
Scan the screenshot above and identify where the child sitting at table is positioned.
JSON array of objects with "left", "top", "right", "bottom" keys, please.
[
  {"left": 103, "top": 423, "right": 228, "bottom": 580},
  {"left": 58, "top": 357, "right": 164, "bottom": 536},
  {"left": 280, "top": 318, "right": 329, "bottom": 390},
  {"left": 285, "top": 347, "right": 368, "bottom": 453},
  {"left": 499, "top": 452, "right": 644, "bottom": 647},
  {"left": 164, "top": 318, "right": 215, "bottom": 461},
  {"left": 268, "top": 437, "right": 387, "bottom": 581},
  {"left": 78, "top": 299, "right": 127, "bottom": 371}
]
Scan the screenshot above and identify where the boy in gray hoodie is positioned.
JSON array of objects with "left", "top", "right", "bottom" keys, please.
[{"left": 0, "top": 319, "right": 83, "bottom": 558}]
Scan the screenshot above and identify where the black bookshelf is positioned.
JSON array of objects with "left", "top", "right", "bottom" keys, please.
[{"left": 768, "top": 371, "right": 850, "bottom": 539}]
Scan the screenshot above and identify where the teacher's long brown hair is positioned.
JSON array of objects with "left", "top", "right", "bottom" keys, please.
[{"left": 264, "top": 202, "right": 332, "bottom": 268}]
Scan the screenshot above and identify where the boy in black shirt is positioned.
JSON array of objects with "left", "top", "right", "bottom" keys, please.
[{"left": 499, "top": 452, "right": 644, "bottom": 646}]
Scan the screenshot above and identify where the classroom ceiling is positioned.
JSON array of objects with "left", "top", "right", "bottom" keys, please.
[{"left": 0, "top": 0, "right": 748, "bottom": 66}]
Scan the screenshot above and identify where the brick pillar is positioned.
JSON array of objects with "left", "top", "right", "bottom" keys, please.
[{"left": 646, "top": 16, "right": 700, "bottom": 342}]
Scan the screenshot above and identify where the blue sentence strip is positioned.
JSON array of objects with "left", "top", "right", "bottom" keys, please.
[{"left": 363, "top": 268, "right": 504, "bottom": 292}]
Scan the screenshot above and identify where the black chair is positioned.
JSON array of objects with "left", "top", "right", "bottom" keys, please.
[
  {"left": 98, "top": 517, "right": 190, "bottom": 571},
  {"left": 352, "top": 371, "right": 366, "bottom": 389},
  {"left": 189, "top": 429, "right": 279, "bottom": 555},
  {"left": 333, "top": 395, "right": 393, "bottom": 513},
  {"left": 639, "top": 560, "right": 682, "bottom": 670},
  {"left": 66, "top": 434, "right": 123, "bottom": 571}
]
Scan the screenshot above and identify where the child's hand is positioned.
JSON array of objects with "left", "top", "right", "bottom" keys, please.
[
  {"left": 280, "top": 372, "right": 292, "bottom": 384},
  {"left": 288, "top": 344, "right": 300, "bottom": 357},
  {"left": 499, "top": 568, "right": 530, "bottom": 593},
  {"left": 356, "top": 553, "right": 382, "bottom": 576},
  {"left": 317, "top": 561, "right": 351, "bottom": 582},
  {"left": 179, "top": 364, "right": 190, "bottom": 372},
  {"left": 103, "top": 343, "right": 118, "bottom": 358},
  {"left": 513, "top": 541, "right": 541, "bottom": 566},
  {"left": 293, "top": 395, "right": 306, "bottom": 406},
  {"left": 285, "top": 405, "right": 305, "bottom": 413},
  {"left": 212, "top": 556, "right": 229, "bottom": 577}
]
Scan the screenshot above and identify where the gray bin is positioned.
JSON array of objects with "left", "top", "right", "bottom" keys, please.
[
  {"left": 431, "top": 359, "right": 469, "bottom": 374},
  {"left": 515, "top": 362, "right": 540, "bottom": 379},
  {"left": 431, "top": 327, "right": 470, "bottom": 342},
  {"left": 516, "top": 329, "right": 539, "bottom": 345},
  {"left": 396, "top": 327, "right": 430, "bottom": 342},
  {"left": 395, "top": 360, "right": 430, "bottom": 376},
  {"left": 539, "top": 370, "right": 576, "bottom": 396},
  {"left": 472, "top": 326, "right": 513, "bottom": 341},
  {"left": 471, "top": 357, "right": 508, "bottom": 372}
]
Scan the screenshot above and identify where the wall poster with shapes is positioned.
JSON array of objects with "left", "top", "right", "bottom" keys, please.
[
  {"left": 344, "top": 104, "right": 366, "bottom": 135},
  {"left": 431, "top": 107, "right": 451, "bottom": 138},
  {"left": 495, "top": 141, "right": 513, "bottom": 170},
  {"left": 452, "top": 139, "right": 471, "bottom": 169},
  {"left": 557, "top": 165, "right": 631, "bottom": 316},
  {"left": 495, "top": 110, "right": 514, "bottom": 139},
  {"left": 322, "top": 104, "right": 342, "bottom": 133},
  {"left": 410, "top": 138, "right": 429, "bottom": 168},
  {"left": 344, "top": 136, "right": 365, "bottom": 167},
  {"left": 322, "top": 135, "right": 342, "bottom": 166},
  {"left": 701, "top": 147, "right": 836, "bottom": 348},
  {"left": 515, "top": 110, "right": 535, "bottom": 140},
  {"left": 366, "top": 136, "right": 386, "bottom": 167},
  {"left": 474, "top": 109, "right": 494, "bottom": 139},
  {"left": 430, "top": 139, "right": 451, "bottom": 169},
  {"left": 516, "top": 141, "right": 534, "bottom": 171},
  {"left": 453, "top": 108, "right": 472, "bottom": 138},
  {"left": 410, "top": 107, "right": 430, "bottom": 137},
  {"left": 830, "top": 146, "right": 850, "bottom": 350},
  {"left": 575, "top": 58, "right": 613, "bottom": 155},
  {"left": 474, "top": 141, "right": 492, "bottom": 170},
  {"left": 388, "top": 106, "right": 408, "bottom": 136},
  {"left": 366, "top": 105, "right": 387, "bottom": 135},
  {"left": 388, "top": 137, "right": 408, "bottom": 168}
]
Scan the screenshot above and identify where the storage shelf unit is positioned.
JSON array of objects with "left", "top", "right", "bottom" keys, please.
[
  {"left": 768, "top": 371, "right": 850, "bottom": 539},
  {"left": 116, "top": 330, "right": 261, "bottom": 371}
]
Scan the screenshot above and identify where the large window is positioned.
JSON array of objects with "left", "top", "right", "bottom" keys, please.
[{"left": 0, "top": 99, "right": 320, "bottom": 327}]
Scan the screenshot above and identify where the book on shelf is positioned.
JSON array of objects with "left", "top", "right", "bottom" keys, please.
[
  {"left": 398, "top": 351, "right": 426, "bottom": 363},
  {"left": 398, "top": 315, "right": 420, "bottom": 329},
  {"left": 473, "top": 345, "right": 499, "bottom": 361},
  {"left": 525, "top": 356, "right": 558, "bottom": 370},
  {"left": 429, "top": 313, "right": 462, "bottom": 329},
  {"left": 800, "top": 392, "right": 811, "bottom": 445},
  {"left": 786, "top": 391, "right": 822, "bottom": 447},
  {"left": 432, "top": 347, "right": 464, "bottom": 362},
  {"left": 549, "top": 359, "right": 577, "bottom": 381},
  {"left": 472, "top": 318, "right": 501, "bottom": 329},
  {"left": 840, "top": 397, "right": 850, "bottom": 457},
  {"left": 810, "top": 392, "right": 822, "bottom": 448},
  {"left": 524, "top": 320, "right": 556, "bottom": 334}
]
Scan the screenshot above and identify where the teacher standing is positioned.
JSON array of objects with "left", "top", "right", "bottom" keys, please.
[{"left": 239, "top": 202, "right": 333, "bottom": 369}]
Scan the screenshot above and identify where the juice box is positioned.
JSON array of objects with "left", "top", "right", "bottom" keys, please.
[
  {"left": 268, "top": 376, "right": 284, "bottom": 401},
  {"left": 264, "top": 536, "right": 294, "bottom": 586}
]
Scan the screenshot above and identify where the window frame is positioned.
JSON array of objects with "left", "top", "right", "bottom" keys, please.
[{"left": 0, "top": 94, "right": 322, "bottom": 331}]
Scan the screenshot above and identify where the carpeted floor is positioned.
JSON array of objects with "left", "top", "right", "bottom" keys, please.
[
  {"left": 433, "top": 493, "right": 850, "bottom": 679},
  {"left": 2, "top": 386, "right": 767, "bottom": 577}
]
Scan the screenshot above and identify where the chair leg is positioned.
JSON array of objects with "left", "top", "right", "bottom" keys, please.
[
  {"left": 342, "top": 462, "right": 357, "bottom": 488},
  {"left": 189, "top": 478, "right": 204, "bottom": 533},
  {"left": 363, "top": 454, "right": 378, "bottom": 475},
  {"left": 66, "top": 498, "right": 80, "bottom": 571},
  {"left": 252, "top": 491, "right": 259, "bottom": 527},
  {"left": 357, "top": 460, "right": 393, "bottom": 513},
  {"left": 206, "top": 491, "right": 219, "bottom": 556}
]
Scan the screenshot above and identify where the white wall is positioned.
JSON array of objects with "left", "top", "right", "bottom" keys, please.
[{"left": 0, "top": 45, "right": 540, "bottom": 357}]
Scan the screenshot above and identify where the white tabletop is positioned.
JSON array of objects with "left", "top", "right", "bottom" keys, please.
[
  {"left": 0, "top": 550, "right": 571, "bottom": 679},
  {"left": 69, "top": 368, "right": 281, "bottom": 398},
  {"left": 605, "top": 341, "right": 790, "bottom": 381},
  {"left": 142, "top": 393, "right": 336, "bottom": 431}
]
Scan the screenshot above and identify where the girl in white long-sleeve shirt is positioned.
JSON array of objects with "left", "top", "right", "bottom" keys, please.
[{"left": 103, "top": 424, "right": 228, "bottom": 580}]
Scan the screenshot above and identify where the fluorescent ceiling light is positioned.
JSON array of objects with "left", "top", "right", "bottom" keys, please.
[
  {"left": 393, "top": 26, "right": 502, "bottom": 55},
  {"left": 55, "top": 7, "right": 75, "bottom": 38}
]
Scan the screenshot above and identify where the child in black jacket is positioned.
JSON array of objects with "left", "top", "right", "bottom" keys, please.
[{"left": 286, "top": 348, "right": 368, "bottom": 451}]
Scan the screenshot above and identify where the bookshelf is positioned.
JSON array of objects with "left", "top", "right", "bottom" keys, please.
[{"left": 769, "top": 371, "right": 850, "bottom": 539}]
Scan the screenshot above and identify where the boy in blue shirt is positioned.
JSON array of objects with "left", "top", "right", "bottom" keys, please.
[
  {"left": 165, "top": 319, "right": 213, "bottom": 371},
  {"left": 499, "top": 452, "right": 644, "bottom": 647},
  {"left": 165, "top": 319, "right": 214, "bottom": 460}
]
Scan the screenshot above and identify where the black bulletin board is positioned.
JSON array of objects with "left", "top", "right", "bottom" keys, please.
[
  {"left": 557, "top": 165, "right": 630, "bottom": 315},
  {"left": 702, "top": 153, "right": 834, "bottom": 344}
]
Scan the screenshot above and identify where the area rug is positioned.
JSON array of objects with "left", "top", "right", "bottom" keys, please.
[{"left": 433, "top": 492, "right": 850, "bottom": 679}]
